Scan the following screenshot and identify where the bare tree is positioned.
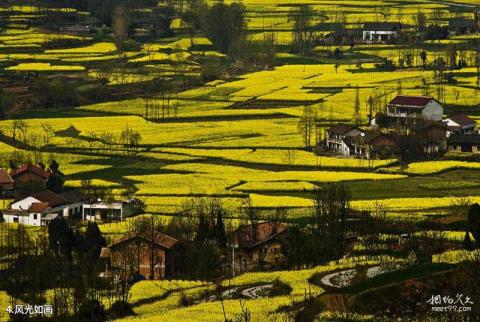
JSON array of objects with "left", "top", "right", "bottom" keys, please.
[{"left": 298, "top": 105, "right": 315, "bottom": 149}]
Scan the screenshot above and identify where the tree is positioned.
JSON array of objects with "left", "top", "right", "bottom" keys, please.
[
  {"left": 112, "top": 5, "right": 129, "bottom": 43},
  {"left": 311, "top": 184, "right": 350, "bottom": 263},
  {"left": 201, "top": 1, "right": 246, "bottom": 54},
  {"left": 48, "top": 216, "right": 74, "bottom": 261},
  {"left": 352, "top": 85, "right": 362, "bottom": 126},
  {"left": 289, "top": 5, "right": 317, "bottom": 55},
  {"left": 420, "top": 50, "right": 427, "bottom": 67},
  {"left": 80, "top": 222, "right": 106, "bottom": 263},
  {"left": 47, "top": 159, "right": 65, "bottom": 193},
  {"left": 415, "top": 11, "right": 426, "bottom": 33},
  {"left": 41, "top": 123, "right": 55, "bottom": 149},
  {"left": 214, "top": 202, "right": 227, "bottom": 247},
  {"left": 298, "top": 105, "right": 315, "bottom": 149},
  {"left": 119, "top": 126, "right": 142, "bottom": 155}
]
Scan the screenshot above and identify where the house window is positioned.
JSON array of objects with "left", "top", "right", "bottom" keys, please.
[
  {"left": 13, "top": 217, "right": 18, "bottom": 223},
  {"left": 33, "top": 214, "right": 37, "bottom": 220}
]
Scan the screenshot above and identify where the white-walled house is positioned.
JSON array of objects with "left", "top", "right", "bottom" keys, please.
[
  {"left": 363, "top": 22, "right": 402, "bottom": 43},
  {"left": 59, "top": 190, "right": 88, "bottom": 217},
  {"left": 11, "top": 190, "right": 67, "bottom": 214},
  {"left": 3, "top": 202, "right": 54, "bottom": 226},
  {"left": 325, "top": 124, "right": 364, "bottom": 156},
  {"left": 386, "top": 95, "right": 443, "bottom": 122},
  {"left": 83, "top": 201, "right": 136, "bottom": 221},
  {"left": 4, "top": 189, "right": 88, "bottom": 226},
  {"left": 444, "top": 114, "right": 477, "bottom": 137}
]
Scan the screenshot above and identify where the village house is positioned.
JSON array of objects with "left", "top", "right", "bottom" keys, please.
[
  {"left": 83, "top": 200, "right": 136, "bottom": 221},
  {"left": 10, "top": 164, "right": 51, "bottom": 197},
  {"left": 362, "top": 22, "right": 402, "bottom": 43},
  {"left": 350, "top": 131, "right": 398, "bottom": 159},
  {"left": 447, "top": 134, "right": 480, "bottom": 153},
  {"left": 11, "top": 189, "right": 68, "bottom": 213},
  {"left": 101, "top": 231, "right": 178, "bottom": 280},
  {"left": 375, "top": 95, "right": 444, "bottom": 131},
  {"left": 444, "top": 113, "right": 477, "bottom": 137},
  {"left": 325, "top": 124, "right": 364, "bottom": 156},
  {"left": 3, "top": 189, "right": 87, "bottom": 226},
  {"left": 2, "top": 202, "right": 53, "bottom": 226},
  {"left": 59, "top": 189, "right": 88, "bottom": 217},
  {"left": 326, "top": 28, "right": 363, "bottom": 45},
  {"left": 229, "top": 222, "right": 287, "bottom": 273},
  {"left": 0, "top": 169, "right": 14, "bottom": 198}
]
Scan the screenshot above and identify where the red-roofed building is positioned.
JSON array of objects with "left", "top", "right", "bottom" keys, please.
[
  {"left": 10, "top": 164, "right": 51, "bottom": 197},
  {"left": 386, "top": 95, "right": 443, "bottom": 122},
  {"left": 0, "top": 169, "right": 14, "bottom": 198}
]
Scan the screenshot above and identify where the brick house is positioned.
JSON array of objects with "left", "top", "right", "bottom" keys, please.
[
  {"left": 10, "top": 164, "right": 50, "bottom": 197},
  {"left": 105, "top": 231, "right": 178, "bottom": 280},
  {"left": 230, "top": 222, "right": 287, "bottom": 273}
]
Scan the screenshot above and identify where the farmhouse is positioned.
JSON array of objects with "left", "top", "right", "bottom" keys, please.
[
  {"left": 230, "top": 222, "right": 287, "bottom": 273},
  {"left": 444, "top": 114, "right": 477, "bottom": 137},
  {"left": 4, "top": 189, "right": 87, "bottom": 226},
  {"left": 362, "top": 22, "right": 402, "bottom": 43},
  {"left": 2, "top": 202, "right": 53, "bottom": 226},
  {"left": 11, "top": 189, "right": 68, "bottom": 213},
  {"left": 59, "top": 189, "right": 88, "bottom": 217},
  {"left": 83, "top": 200, "right": 136, "bottom": 221},
  {"left": 10, "top": 164, "right": 50, "bottom": 197},
  {"left": 325, "top": 124, "right": 364, "bottom": 156},
  {"left": 447, "top": 134, "right": 480, "bottom": 153},
  {"left": 0, "top": 169, "right": 14, "bottom": 198},
  {"left": 377, "top": 95, "right": 444, "bottom": 132},
  {"left": 350, "top": 131, "right": 398, "bottom": 159},
  {"left": 103, "top": 231, "right": 178, "bottom": 280}
]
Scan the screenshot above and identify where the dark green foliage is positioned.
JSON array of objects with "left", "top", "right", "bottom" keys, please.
[
  {"left": 81, "top": 222, "right": 107, "bottom": 263},
  {"left": 47, "top": 159, "right": 65, "bottom": 193},
  {"left": 200, "top": 1, "right": 246, "bottom": 54},
  {"left": 33, "top": 79, "right": 79, "bottom": 109},
  {"left": 48, "top": 217, "right": 74, "bottom": 261}
]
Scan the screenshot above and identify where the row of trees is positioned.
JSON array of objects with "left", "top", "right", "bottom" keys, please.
[{"left": 0, "top": 218, "right": 110, "bottom": 321}]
